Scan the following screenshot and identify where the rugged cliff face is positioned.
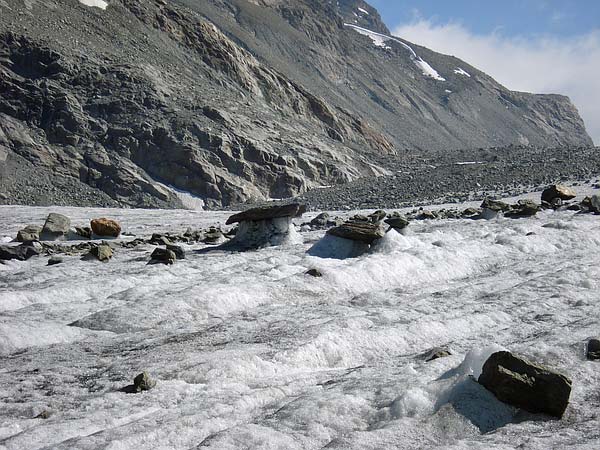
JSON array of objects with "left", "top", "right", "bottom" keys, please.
[{"left": 0, "top": 0, "right": 593, "bottom": 208}]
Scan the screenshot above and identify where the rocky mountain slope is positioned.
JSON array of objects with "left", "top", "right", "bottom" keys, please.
[{"left": 0, "top": 0, "right": 593, "bottom": 208}]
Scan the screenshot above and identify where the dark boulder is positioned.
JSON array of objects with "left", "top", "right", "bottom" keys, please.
[
  {"left": 478, "top": 351, "right": 571, "bottom": 418},
  {"left": 305, "top": 268, "right": 323, "bottom": 277},
  {"left": 586, "top": 339, "right": 600, "bottom": 360}
]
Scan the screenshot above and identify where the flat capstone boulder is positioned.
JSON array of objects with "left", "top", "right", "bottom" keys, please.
[
  {"left": 226, "top": 203, "right": 306, "bottom": 225},
  {"left": 326, "top": 221, "right": 385, "bottom": 244},
  {"left": 224, "top": 203, "right": 306, "bottom": 250},
  {"left": 478, "top": 351, "right": 571, "bottom": 418}
]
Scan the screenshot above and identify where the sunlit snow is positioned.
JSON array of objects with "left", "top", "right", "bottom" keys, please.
[
  {"left": 78, "top": 0, "right": 108, "bottom": 9},
  {"left": 345, "top": 24, "right": 446, "bottom": 81},
  {"left": 1, "top": 193, "right": 600, "bottom": 448},
  {"left": 454, "top": 67, "right": 471, "bottom": 77}
]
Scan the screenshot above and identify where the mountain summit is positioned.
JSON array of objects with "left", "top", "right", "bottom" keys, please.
[{"left": 0, "top": 0, "right": 593, "bottom": 208}]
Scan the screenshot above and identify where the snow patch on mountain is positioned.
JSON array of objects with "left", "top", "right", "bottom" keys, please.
[
  {"left": 345, "top": 24, "right": 445, "bottom": 81},
  {"left": 78, "top": 0, "right": 108, "bottom": 9},
  {"left": 454, "top": 67, "right": 471, "bottom": 77}
]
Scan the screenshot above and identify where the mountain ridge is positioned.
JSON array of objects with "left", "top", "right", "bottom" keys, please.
[{"left": 0, "top": 0, "right": 593, "bottom": 208}]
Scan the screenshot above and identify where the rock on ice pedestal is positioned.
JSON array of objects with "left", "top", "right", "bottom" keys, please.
[
  {"left": 224, "top": 203, "right": 305, "bottom": 250},
  {"left": 326, "top": 221, "right": 385, "bottom": 244}
]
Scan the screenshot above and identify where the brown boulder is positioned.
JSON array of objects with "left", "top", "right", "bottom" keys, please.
[{"left": 91, "top": 218, "right": 121, "bottom": 237}]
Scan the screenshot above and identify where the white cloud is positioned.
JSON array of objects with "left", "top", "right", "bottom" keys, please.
[{"left": 393, "top": 20, "right": 600, "bottom": 145}]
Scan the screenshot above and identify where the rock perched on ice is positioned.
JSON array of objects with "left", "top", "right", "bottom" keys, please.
[
  {"left": 505, "top": 199, "right": 540, "bottom": 218},
  {"left": 89, "top": 244, "right": 113, "bottom": 262},
  {"left": 478, "top": 351, "right": 572, "bottom": 418},
  {"left": 581, "top": 195, "right": 600, "bottom": 214},
  {"left": 309, "top": 212, "right": 330, "bottom": 228},
  {"left": 134, "top": 372, "right": 156, "bottom": 392},
  {"left": 480, "top": 199, "right": 510, "bottom": 219},
  {"left": 368, "top": 210, "right": 387, "bottom": 223},
  {"left": 586, "top": 339, "right": 600, "bottom": 360},
  {"left": 305, "top": 268, "right": 323, "bottom": 277},
  {"left": 122, "top": 372, "right": 157, "bottom": 393},
  {"left": 149, "top": 234, "right": 173, "bottom": 246},
  {"left": 327, "top": 221, "right": 385, "bottom": 244},
  {"left": 225, "top": 203, "right": 305, "bottom": 225},
  {"left": 0, "top": 242, "right": 41, "bottom": 261},
  {"left": 224, "top": 204, "right": 305, "bottom": 250},
  {"left": 385, "top": 215, "right": 409, "bottom": 230},
  {"left": 166, "top": 244, "right": 185, "bottom": 260},
  {"left": 481, "top": 199, "right": 510, "bottom": 212},
  {"left": 150, "top": 248, "right": 177, "bottom": 265},
  {"left": 461, "top": 207, "right": 482, "bottom": 218},
  {"left": 416, "top": 210, "right": 437, "bottom": 220},
  {"left": 541, "top": 185, "right": 576, "bottom": 204},
  {"left": 40, "top": 213, "right": 71, "bottom": 241},
  {"left": 203, "top": 227, "right": 224, "bottom": 244},
  {"left": 90, "top": 218, "right": 121, "bottom": 237},
  {"left": 17, "top": 225, "right": 41, "bottom": 242},
  {"left": 423, "top": 347, "right": 452, "bottom": 362},
  {"left": 75, "top": 226, "right": 92, "bottom": 239},
  {"left": 47, "top": 256, "right": 63, "bottom": 266}
]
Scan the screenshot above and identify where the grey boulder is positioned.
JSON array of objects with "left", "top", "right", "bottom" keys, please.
[
  {"left": 0, "top": 242, "right": 42, "bottom": 261},
  {"left": 17, "top": 225, "right": 41, "bottom": 242},
  {"left": 40, "top": 213, "right": 71, "bottom": 241}
]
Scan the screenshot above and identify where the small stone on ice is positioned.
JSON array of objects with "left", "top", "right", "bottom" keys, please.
[{"left": 133, "top": 372, "right": 156, "bottom": 392}]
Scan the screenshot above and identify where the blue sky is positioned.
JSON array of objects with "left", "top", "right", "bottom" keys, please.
[
  {"left": 367, "top": 1, "right": 600, "bottom": 144},
  {"left": 369, "top": 0, "right": 600, "bottom": 38}
]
